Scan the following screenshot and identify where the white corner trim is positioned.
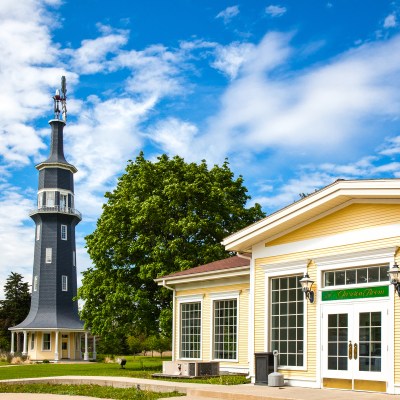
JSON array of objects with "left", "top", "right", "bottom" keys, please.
[{"left": 176, "top": 294, "right": 204, "bottom": 303}]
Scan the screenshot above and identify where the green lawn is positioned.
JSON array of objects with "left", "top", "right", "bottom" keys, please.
[
  {"left": 0, "top": 356, "right": 249, "bottom": 385},
  {"left": 0, "top": 383, "right": 182, "bottom": 399},
  {"left": 0, "top": 359, "right": 162, "bottom": 380}
]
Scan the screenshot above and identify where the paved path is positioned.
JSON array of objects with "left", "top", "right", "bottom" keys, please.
[{"left": 1, "top": 376, "right": 400, "bottom": 400}]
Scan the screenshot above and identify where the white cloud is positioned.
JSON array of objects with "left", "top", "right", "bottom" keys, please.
[
  {"left": 0, "top": 187, "right": 35, "bottom": 298},
  {"left": 212, "top": 42, "right": 255, "bottom": 79},
  {"left": 112, "top": 44, "right": 186, "bottom": 98},
  {"left": 216, "top": 5, "right": 240, "bottom": 24},
  {"left": 198, "top": 32, "right": 400, "bottom": 163},
  {"left": 0, "top": 0, "right": 70, "bottom": 167},
  {"left": 384, "top": 14, "right": 397, "bottom": 29},
  {"left": 149, "top": 118, "right": 198, "bottom": 160},
  {"left": 380, "top": 136, "right": 400, "bottom": 156},
  {"left": 68, "top": 26, "right": 129, "bottom": 74},
  {"left": 265, "top": 5, "right": 287, "bottom": 17},
  {"left": 66, "top": 95, "right": 155, "bottom": 220}
]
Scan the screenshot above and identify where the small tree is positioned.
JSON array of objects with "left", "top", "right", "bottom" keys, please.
[
  {"left": 154, "top": 336, "right": 171, "bottom": 359},
  {"left": 0, "top": 272, "right": 31, "bottom": 351},
  {"left": 144, "top": 335, "right": 158, "bottom": 357},
  {"left": 127, "top": 335, "right": 144, "bottom": 358}
]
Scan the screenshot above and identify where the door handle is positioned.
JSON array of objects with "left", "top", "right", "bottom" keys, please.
[
  {"left": 354, "top": 343, "right": 358, "bottom": 360},
  {"left": 348, "top": 341, "right": 353, "bottom": 360}
]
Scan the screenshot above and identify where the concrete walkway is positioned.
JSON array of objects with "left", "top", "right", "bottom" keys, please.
[{"left": 1, "top": 376, "right": 400, "bottom": 399}]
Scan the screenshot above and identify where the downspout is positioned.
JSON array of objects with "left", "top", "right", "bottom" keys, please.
[
  {"left": 162, "top": 279, "right": 176, "bottom": 362},
  {"left": 237, "top": 252, "right": 254, "bottom": 381}
]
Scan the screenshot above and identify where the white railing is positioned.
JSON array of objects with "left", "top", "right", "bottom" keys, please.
[{"left": 29, "top": 205, "right": 82, "bottom": 219}]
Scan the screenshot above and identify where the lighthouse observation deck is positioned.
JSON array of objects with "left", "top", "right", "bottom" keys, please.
[{"left": 29, "top": 205, "right": 82, "bottom": 220}]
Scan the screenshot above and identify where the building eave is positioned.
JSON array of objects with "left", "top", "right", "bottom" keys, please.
[
  {"left": 36, "top": 161, "right": 77, "bottom": 173},
  {"left": 222, "top": 179, "right": 400, "bottom": 252},
  {"left": 156, "top": 265, "right": 250, "bottom": 286}
]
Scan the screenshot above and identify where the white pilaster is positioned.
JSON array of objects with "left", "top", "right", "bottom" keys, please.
[
  {"left": 10, "top": 331, "right": 15, "bottom": 355},
  {"left": 22, "top": 331, "right": 27, "bottom": 356},
  {"left": 54, "top": 331, "right": 59, "bottom": 362},
  {"left": 84, "top": 332, "right": 89, "bottom": 361}
]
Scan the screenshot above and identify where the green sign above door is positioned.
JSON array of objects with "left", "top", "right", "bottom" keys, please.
[{"left": 321, "top": 285, "right": 389, "bottom": 301}]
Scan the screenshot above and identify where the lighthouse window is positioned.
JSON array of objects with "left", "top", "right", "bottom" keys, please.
[
  {"left": 42, "top": 333, "right": 51, "bottom": 351},
  {"left": 73, "top": 251, "right": 76, "bottom": 267},
  {"left": 33, "top": 276, "right": 38, "bottom": 292},
  {"left": 61, "top": 225, "right": 67, "bottom": 240},
  {"left": 36, "top": 224, "right": 41, "bottom": 240},
  {"left": 60, "top": 193, "right": 68, "bottom": 210},
  {"left": 45, "top": 248, "right": 52, "bottom": 264},
  {"left": 46, "top": 191, "right": 55, "bottom": 207},
  {"left": 62, "top": 275, "right": 68, "bottom": 291}
]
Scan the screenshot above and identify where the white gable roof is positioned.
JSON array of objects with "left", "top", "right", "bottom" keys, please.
[{"left": 222, "top": 179, "right": 400, "bottom": 253}]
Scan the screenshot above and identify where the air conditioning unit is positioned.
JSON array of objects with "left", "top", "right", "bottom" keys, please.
[
  {"left": 162, "top": 361, "right": 219, "bottom": 377},
  {"left": 196, "top": 362, "right": 219, "bottom": 376}
]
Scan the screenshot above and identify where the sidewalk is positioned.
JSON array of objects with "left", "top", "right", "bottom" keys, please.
[{"left": 1, "top": 376, "right": 400, "bottom": 400}]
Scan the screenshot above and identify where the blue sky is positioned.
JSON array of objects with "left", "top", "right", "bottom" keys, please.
[{"left": 1, "top": 0, "right": 400, "bottom": 297}]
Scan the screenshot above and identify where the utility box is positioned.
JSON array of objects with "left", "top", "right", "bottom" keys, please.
[{"left": 254, "top": 352, "right": 274, "bottom": 385}]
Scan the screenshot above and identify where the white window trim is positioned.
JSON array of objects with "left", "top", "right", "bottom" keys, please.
[
  {"left": 210, "top": 291, "right": 240, "bottom": 362},
  {"left": 62, "top": 275, "right": 68, "bottom": 292},
  {"left": 45, "top": 248, "right": 52, "bottom": 264},
  {"left": 33, "top": 276, "right": 38, "bottom": 292},
  {"left": 264, "top": 267, "right": 308, "bottom": 371},
  {"left": 177, "top": 294, "right": 203, "bottom": 360},
  {"left": 73, "top": 251, "right": 76, "bottom": 267},
  {"left": 36, "top": 224, "right": 41, "bottom": 241},
  {"left": 30, "top": 333, "right": 35, "bottom": 350},
  {"left": 42, "top": 333, "right": 51, "bottom": 351},
  {"left": 61, "top": 225, "right": 67, "bottom": 241},
  {"left": 317, "top": 248, "right": 394, "bottom": 292}
]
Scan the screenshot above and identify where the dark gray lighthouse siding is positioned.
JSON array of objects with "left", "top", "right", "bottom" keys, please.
[{"left": 39, "top": 168, "right": 74, "bottom": 192}]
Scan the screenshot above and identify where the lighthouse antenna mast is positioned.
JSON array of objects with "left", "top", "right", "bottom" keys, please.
[{"left": 53, "top": 76, "right": 68, "bottom": 121}]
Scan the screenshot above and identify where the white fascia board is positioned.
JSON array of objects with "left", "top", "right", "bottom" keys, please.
[
  {"left": 222, "top": 180, "right": 400, "bottom": 252},
  {"left": 156, "top": 266, "right": 249, "bottom": 286}
]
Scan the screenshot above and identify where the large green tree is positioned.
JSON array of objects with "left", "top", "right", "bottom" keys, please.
[
  {"left": 0, "top": 272, "right": 31, "bottom": 350},
  {"left": 78, "top": 153, "right": 265, "bottom": 340}
]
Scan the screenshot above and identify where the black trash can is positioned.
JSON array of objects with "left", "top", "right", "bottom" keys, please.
[{"left": 254, "top": 352, "right": 274, "bottom": 385}]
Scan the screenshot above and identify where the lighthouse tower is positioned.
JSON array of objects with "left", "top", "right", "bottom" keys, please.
[{"left": 10, "top": 78, "right": 93, "bottom": 361}]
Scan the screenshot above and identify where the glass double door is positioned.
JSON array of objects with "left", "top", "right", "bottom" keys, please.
[{"left": 322, "top": 301, "right": 388, "bottom": 392}]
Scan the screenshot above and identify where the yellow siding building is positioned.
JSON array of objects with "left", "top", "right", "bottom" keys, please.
[{"left": 159, "top": 179, "right": 400, "bottom": 394}]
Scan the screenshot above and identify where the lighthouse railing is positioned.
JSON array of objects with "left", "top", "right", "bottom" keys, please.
[{"left": 29, "top": 205, "right": 82, "bottom": 219}]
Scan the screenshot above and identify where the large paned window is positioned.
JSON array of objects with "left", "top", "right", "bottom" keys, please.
[
  {"left": 42, "top": 333, "right": 51, "bottom": 351},
  {"left": 271, "top": 275, "right": 304, "bottom": 367},
  {"left": 324, "top": 265, "right": 388, "bottom": 287},
  {"left": 180, "top": 302, "right": 201, "bottom": 359},
  {"left": 213, "top": 299, "right": 237, "bottom": 360}
]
